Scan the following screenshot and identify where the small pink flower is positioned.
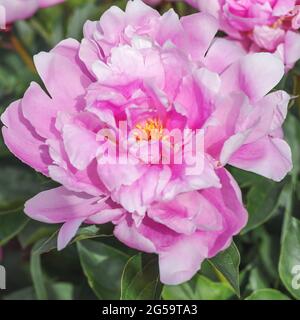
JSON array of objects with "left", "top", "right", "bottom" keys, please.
[
  {"left": 0, "top": 0, "right": 64, "bottom": 25},
  {"left": 194, "top": 0, "right": 300, "bottom": 69},
  {"left": 1, "top": 0, "right": 292, "bottom": 284}
]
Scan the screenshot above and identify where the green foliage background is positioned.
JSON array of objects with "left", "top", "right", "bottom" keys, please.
[{"left": 0, "top": 0, "right": 300, "bottom": 300}]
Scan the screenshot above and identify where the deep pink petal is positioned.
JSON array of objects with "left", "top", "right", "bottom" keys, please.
[{"left": 202, "top": 168, "right": 248, "bottom": 257}]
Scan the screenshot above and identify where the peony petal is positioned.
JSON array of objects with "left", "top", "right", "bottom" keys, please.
[
  {"left": 175, "top": 68, "right": 220, "bottom": 129},
  {"left": 196, "top": 0, "right": 220, "bottom": 17},
  {"left": 221, "top": 53, "right": 284, "bottom": 101},
  {"left": 48, "top": 162, "right": 106, "bottom": 197},
  {"left": 22, "top": 82, "right": 59, "bottom": 139},
  {"left": 159, "top": 233, "right": 209, "bottom": 285},
  {"left": 34, "top": 39, "right": 91, "bottom": 108},
  {"left": 87, "top": 208, "right": 125, "bottom": 224},
  {"left": 125, "top": 0, "right": 159, "bottom": 26},
  {"left": 205, "top": 92, "right": 250, "bottom": 159},
  {"left": 79, "top": 38, "right": 102, "bottom": 74},
  {"left": 1, "top": 100, "right": 51, "bottom": 174},
  {"left": 114, "top": 215, "right": 157, "bottom": 253},
  {"left": 178, "top": 12, "right": 219, "bottom": 60},
  {"left": 252, "top": 90, "right": 290, "bottom": 139},
  {"left": 156, "top": 8, "right": 183, "bottom": 45},
  {"left": 273, "top": 0, "right": 296, "bottom": 16},
  {"left": 98, "top": 161, "right": 147, "bottom": 191},
  {"left": 24, "top": 187, "right": 104, "bottom": 223},
  {"left": 202, "top": 168, "right": 248, "bottom": 257},
  {"left": 162, "top": 156, "right": 221, "bottom": 201},
  {"left": 228, "top": 136, "right": 292, "bottom": 181},
  {"left": 38, "top": 0, "right": 65, "bottom": 8},
  {"left": 220, "top": 130, "right": 251, "bottom": 165},
  {"left": 1, "top": 0, "right": 38, "bottom": 23},
  {"left": 99, "top": 5, "right": 125, "bottom": 41},
  {"left": 148, "top": 191, "right": 222, "bottom": 235},
  {"left": 62, "top": 124, "right": 98, "bottom": 170},
  {"left": 284, "top": 31, "right": 300, "bottom": 70},
  {"left": 204, "top": 38, "right": 247, "bottom": 74},
  {"left": 57, "top": 217, "right": 85, "bottom": 251}
]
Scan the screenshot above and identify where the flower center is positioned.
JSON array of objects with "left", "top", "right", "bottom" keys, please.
[{"left": 135, "top": 118, "right": 164, "bottom": 141}]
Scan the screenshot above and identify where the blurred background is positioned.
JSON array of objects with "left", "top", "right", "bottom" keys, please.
[{"left": 0, "top": 0, "right": 300, "bottom": 300}]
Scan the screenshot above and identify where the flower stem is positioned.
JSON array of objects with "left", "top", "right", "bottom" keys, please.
[{"left": 10, "top": 35, "right": 36, "bottom": 73}]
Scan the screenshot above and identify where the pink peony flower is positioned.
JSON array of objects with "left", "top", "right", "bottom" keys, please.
[
  {"left": 1, "top": 0, "right": 292, "bottom": 284},
  {"left": 0, "top": 0, "right": 65, "bottom": 25},
  {"left": 192, "top": 0, "right": 300, "bottom": 69}
]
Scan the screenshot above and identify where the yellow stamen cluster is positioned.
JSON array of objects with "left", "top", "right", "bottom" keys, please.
[
  {"left": 135, "top": 118, "right": 164, "bottom": 141},
  {"left": 271, "top": 16, "right": 285, "bottom": 29}
]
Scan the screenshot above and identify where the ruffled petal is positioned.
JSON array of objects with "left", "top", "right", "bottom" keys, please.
[
  {"left": 24, "top": 187, "right": 104, "bottom": 223},
  {"left": 221, "top": 53, "right": 284, "bottom": 102},
  {"left": 1, "top": 100, "right": 51, "bottom": 175}
]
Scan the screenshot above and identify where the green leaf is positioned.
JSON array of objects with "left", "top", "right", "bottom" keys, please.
[
  {"left": 121, "top": 254, "right": 163, "bottom": 300},
  {"left": 48, "top": 282, "right": 74, "bottom": 300},
  {"left": 18, "top": 221, "right": 57, "bottom": 249},
  {"left": 278, "top": 181, "right": 294, "bottom": 243},
  {"left": 279, "top": 217, "right": 300, "bottom": 299},
  {"left": 3, "top": 287, "right": 36, "bottom": 300},
  {"left": 256, "top": 227, "right": 278, "bottom": 279},
  {"left": 33, "top": 225, "right": 111, "bottom": 255},
  {"left": 284, "top": 113, "right": 300, "bottom": 186},
  {"left": 0, "top": 135, "right": 10, "bottom": 158},
  {"left": 66, "top": 2, "right": 99, "bottom": 40},
  {"left": 77, "top": 239, "right": 129, "bottom": 299},
  {"left": 208, "top": 242, "right": 240, "bottom": 297},
  {"left": 3, "top": 283, "right": 74, "bottom": 300},
  {"left": 15, "top": 21, "right": 35, "bottom": 48},
  {"left": 163, "top": 274, "right": 234, "bottom": 300},
  {"left": 245, "top": 289, "right": 290, "bottom": 300},
  {"left": 229, "top": 167, "right": 262, "bottom": 188},
  {"left": 243, "top": 179, "right": 283, "bottom": 233},
  {"left": 248, "top": 268, "right": 269, "bottom": 291},
  {"left": 30, "top": 241, "right": 48, "bottom": 300},
  {"left": 0, "top": 211, "right": 28, "bottom": 245},
  {"left": 0, "top": 163, "right": 41, "bottom": 213}
]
